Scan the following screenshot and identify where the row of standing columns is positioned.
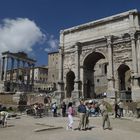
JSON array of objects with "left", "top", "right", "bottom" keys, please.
[{"left": 1, "top": 55, "right": 35, "bottom": 86}]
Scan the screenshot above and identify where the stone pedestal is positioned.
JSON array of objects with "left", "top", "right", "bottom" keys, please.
[
  {"left": 106, "top": 88, "right": 117, "bottom": 99},
  {"left": 132, "top": 88, "right": 140, "bottom": 102}
]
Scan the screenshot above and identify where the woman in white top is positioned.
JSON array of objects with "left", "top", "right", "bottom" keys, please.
[{"left": 67, "top": 102, "right": 74, "bottom": 130}]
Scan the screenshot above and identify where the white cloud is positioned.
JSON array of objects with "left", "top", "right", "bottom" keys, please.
[
  {"left": 0, "top": 18, "right": 45, "bottom": 55},
  {"left": 45, "top": 35, "right": 59, "bottom": 52}
]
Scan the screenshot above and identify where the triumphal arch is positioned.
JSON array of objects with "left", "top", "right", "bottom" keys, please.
[{"left": 58, "top": 9, "right": 140, "bottom": 102}]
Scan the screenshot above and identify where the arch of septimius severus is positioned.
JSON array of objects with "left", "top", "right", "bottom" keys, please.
[{"left": 57, "top": 9, "right": 140, "bottom": 103}]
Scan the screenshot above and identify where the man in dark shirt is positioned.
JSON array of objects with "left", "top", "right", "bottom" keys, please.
[
  {"left": 78, "top": 99, "right": 86, "bottom": 130},
  {"left": 61, "top": 102, "right": 66, "bottom": 117}
]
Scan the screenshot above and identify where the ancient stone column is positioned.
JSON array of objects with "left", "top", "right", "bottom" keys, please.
[
  {"left": 27, "top": 63, "right": 31, "bottom": 91},
  {"left": 16, "top": 59, "right": 20, "bottom": 82},
  {"left": 131, "top": 33, "right": 138, "bottom": 75},
  {"left": 106, "top": 36, "right": 114, "bottom": 90},
  {"left": 72, "top": 42, "right": 81, "bottom": 99},
  {"left": 31, "top": 64, "right": 35, "bottom": 85},
  {"left": 1, "top": 57, "right": 5, "bottom": 80},
  {"left": 130, "top": 32, "right": 139, "bottom": 88},
  {"left": 57, "top": 47, "right": 64, "bottom": 92},
  {"left": 9, "top": 58, "right": 14, "bottom": 81},
  {"left": 137, "top": 34, "right": 140, "bottom": 75},
  {"left": 4, "top": 56, "right": 9, "bottom": 81}
]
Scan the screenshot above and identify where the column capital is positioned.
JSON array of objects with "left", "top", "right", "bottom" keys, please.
[
  {"left": 135, "top": 31, "right": 140, "bottom": 40},
  {"left": 129, "top": 31, "right": 136, "bottom": 40},
  {"left": 75, "top": 42, "right": 82, "bottom": 50},
  {"left": 105, "top": 35, "right": 113, "bottom": 45},
  {"left": 59, "top": 47, "right": 64, "bottom": 55}
]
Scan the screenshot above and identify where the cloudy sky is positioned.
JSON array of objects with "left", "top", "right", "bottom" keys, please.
[{"left": 0, "top": 0, "right": 140, "bottom": 65}]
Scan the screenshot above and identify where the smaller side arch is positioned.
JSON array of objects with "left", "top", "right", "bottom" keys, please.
[
  {"left": 117, "top": 64, "right": 131, "bottom": 91},
  {"left": 66, "top": 70, "right": 75, "bottom": 98}
]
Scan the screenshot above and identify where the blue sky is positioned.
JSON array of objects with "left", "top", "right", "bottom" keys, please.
[{"left": 0, "top": 0, "right": 140, "bottom": 66}]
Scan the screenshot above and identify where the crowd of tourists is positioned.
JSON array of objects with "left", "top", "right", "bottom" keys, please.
[
  {"left": 66, "top": 99, "right": 112, "bottom": 131},
  {"left": 0, "top": 97, "right": 125, "bottom": 130}
]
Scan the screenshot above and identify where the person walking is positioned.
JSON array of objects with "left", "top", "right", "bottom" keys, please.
[
  {"left": 114, "top": 102, "right": 120, "bottom": 118},
  {"left": 67, "top": 102, "right": 74, "bottom": 130},
  {"left": 118, "top": 101, "right": 124, "bottom": 117},
  {"left": 78, "top": 99, "right": 86, "bottom": 130},
  {"left": 0, "top": 111, "right": 9, "bottom": 127},
  {"left": 100, "top": 101, "right": 112, "bottom": 130},
  {"left": 85, "top": 102, "right": 91, "bottom": 130},
  {"left": 52, "top": 102, "right": 57, "bottom": 117},
  {"left": 61, "top": 102, "right": 66, "bottom": 117}
]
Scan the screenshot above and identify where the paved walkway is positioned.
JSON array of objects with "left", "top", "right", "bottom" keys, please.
[{"left": 0, "top": 115, "right": 140, "bottom": 140}]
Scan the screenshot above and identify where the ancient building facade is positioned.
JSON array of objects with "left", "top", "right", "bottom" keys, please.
[
  {"left": 48, "top": 51, "right": 59, "bottom": 91},
  {"left": 32, "top": 66, "right": 48, "bottom": 92},
  {"left": 58, "top": 9, "right": 140, "bottom": 102},
  {"left": 0, "top": 51, "right": 36, "bottom": 92}
]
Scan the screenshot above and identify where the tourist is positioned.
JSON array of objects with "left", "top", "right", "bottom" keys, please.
[
  {"left": 100, "top": 101, "right": 112, "bottom": 130},
  {"left": 85, "top": 102, "right": 91, "bottom": 130},
  {"left": 52, "top": 102, "right": 57, "bottom": 117},
  {"left": 61, "top": 102, "right": 66, "bottom": 117},
  {"left": 0, "top": 111, "right": 9, "bottom": 127},
  {"left": 118, "top": 101, "right": 124, "bottom": 117},
  {"left": 67, "top": 102, "right": 74, "bottom": 130},
  {"left": 77, "top": 99, "right": 86, "bottom": 130},
  {"left": 114, "top": 102, "right": 120, "bottom": 118}
]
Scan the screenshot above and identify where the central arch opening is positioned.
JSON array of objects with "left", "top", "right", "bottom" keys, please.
[{"left": 83, "top": 52, "right": 107, "bottom": 99}]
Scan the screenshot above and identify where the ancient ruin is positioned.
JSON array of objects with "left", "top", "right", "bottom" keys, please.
[
  {"left": 57, "top": 9, "right": 140, "bottom": 105},
  {"left": 0, "top": 51, "right": 36, "bottom": 92}
]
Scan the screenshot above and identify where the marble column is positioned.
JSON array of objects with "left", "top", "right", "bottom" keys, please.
[
  {"left": 3, "top": 56, "right": 8, "bottom": 81},
  {"left": 137, "top": 34, "right": 140, "bottom": 75},
  {"left": 72, "top": 42, "right": 81, "bottom": 99},
  {"left": 1, "top": 57, "right": 5, "bottom": 80},
  {"left": 16, "top": 59, "right": 20, "bottom": 82},
  {"left": 130, "top": 32, "right": 139, "bottom": 88},
  {"left": 106, "top": 36, "right": 116, "bottom": 98},
  {"left": 10, "top": 58, "right": 14, "bottom": 81},
  {"left": 74, "top": 43, "right": 80, "bottom": 87},
  {"left": 131, "top": 33, "right": 138, "bottom": 75},
  {"left": 107, "top": 36, "right": 114, "bottom": 89},
  {"left": 27, "top": 63, "right": 31, "bottom": 91},
  {"left": 31, "top": 64, "right": 35, "bottom": 85},
  {"left": 57, "top": 47, "right": 64, "bottom": 92}
]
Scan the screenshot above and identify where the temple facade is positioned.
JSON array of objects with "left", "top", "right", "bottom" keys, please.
[
  {"left": 0, "top": 51, "right": 36, "bottom": 92},
  {"left": 58, "top": 9, "right": 140, "bottom": 102}
]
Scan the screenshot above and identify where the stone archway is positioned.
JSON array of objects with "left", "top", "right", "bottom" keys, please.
[
  {"left": 66, "top": 71, "right": 75, "bottom": 98},
  {"left": 83, "top": 52, "right": 107, "bottom": 99},
  {"left": 118, "top": 64, "right": 131, "bottom": 91},
  {"left": 58, "top": 10, "right": 140, "bottom": 102},
  {"left": 117, "top": 64, "right": 131, "bottom": 100}
]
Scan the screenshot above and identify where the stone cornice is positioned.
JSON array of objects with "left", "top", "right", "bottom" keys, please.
[
  {"left": 61, "top": 9, "right": 138, "bottom": 35},
  {"left": 2, "top": 51, "right": 36, "bottom": 63}
]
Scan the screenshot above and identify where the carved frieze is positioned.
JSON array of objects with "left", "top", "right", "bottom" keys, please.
[
  {"left": 113, "top": 42, "right": 132, "bottom": 63},
  {"left": 64, "top": 53, "right": 75, "bottom": 70}
]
